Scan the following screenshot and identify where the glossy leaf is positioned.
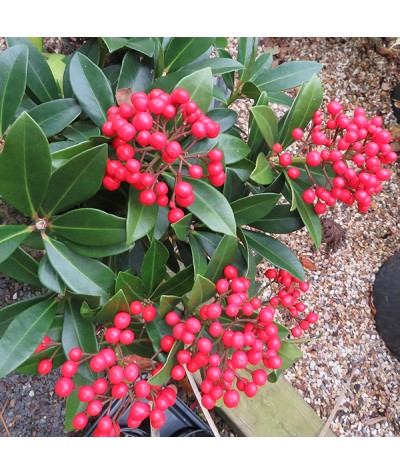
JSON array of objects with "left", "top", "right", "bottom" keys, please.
[
  {"left": 278, "top": 340, "right": 303, "bottom": 371},
  {"left": 115, "top": 272, "right": 146, "bottom": 303},
  {"left": 117, "top": 51, "right": 153, "bottom": 92},
  {"left": 237, "top": 37, "right": 258, "bottom": 82},
  {"left": 0, "top": 225, "right": 32, "bottom": 264},
  {"left": 63, "top": 122, "right": 100, "bottom": 143},
  {"left": 0, "top": 247, "right": 41, "bottom": 287},
  {"left": 267, "top": 91, "right": 294, "bottom": 106},
  {"left": 165, "top": 175, "right": 236, "bottom": 237},
  {"left": 63, "top": 240, "right": 133, "bottom": 259},
  {"left": 146, "top": 315, "right": 173, "bottom": 362},
  {"left": 0, "top": 293, "right": 53, "bottom": 338},
  {"left": 42, "top": 144, "right": 108, "bottom": 216},
  {"left": 126, "top": 187, "right": 158, "bottom": 243},
  {"left": 164, "top": 37, "right": 214, "bottom": 73},
  {"left": 126, "top": 38, "right": 155, "bottom": 57},
  {"left": 255, "top": 61, "right": 322, "bottom": 92},
  {"left": 0, "top": 44, "right": 28, "bottom": 136},
  {"left": 217, "top": 48, "right": 234, "bottom": 91},
  {"left": 69, "top": 53, "right": 114, "bottom": 128},
  {"left": 171, "top": 213, "right": 192, "bottom": 241},
  {"left": 62, "top": 298, "right": 99, "bottom": 381},
  {"left": 141, "top": 239, "right": 169, "bottom": 295},
  {"left": 189, "top": 233, "right": 208, "bottom": 277},
  {"left": 250, "top": 105, "right": 278, "bottom": 149},
  {"left": 153, "top": 206, "right": 170, "bottom": 241},
  {"left": 147, "top": 340, "right": 184, "bottom": 386},
  {"left": 184, "top": 57, "right": 245, "bottom": 75},
  {"left": 231, "top": 193, "right": 280, "bottom": 226},
  {"left": 227, "top": 159, "right": 254, "bottom": 181},
  {"left": 289, "top": 179, "right": 322, "bottom": 248},
  {"left": 243, "top": 229, "right": 306, "bottom": 281},
  {"left": 51, "top": 140, "right": 98, "bottom": 166},
  {"left": 151, "top": 265, "right": 194, "bottom": 301},
  {"left": 212, "top": 85, "right": 228, "bottom": 105},
  {"left": 174, "top": 68, "right": 213, "bottom": 113},
  {"left": 192, "top": 231, "right": 222, "bottom": 257},
  {"left": 186, "top": 274, "right": 216, "bottom": 315},
  {"left": 206, "top": 108, "right": 237, "bottom": 133},
  {"left": 95, "top": 289, "right": 130, "bottom": 324},
  {"left": 250, "top": 204, "right": 304, "bottom": 234},
  {"left": 14, "top": 344, "right": 66, "bottom": 375},
  {"left": 26, "top": 99, "right": 81, "bottom": 138},
  {"left": 38, "top": 254, "right": 66, "bottom": 295},
  {"left": 205, "top": 235, "right": 238, "bottom": 282},
  {"left": 51, "top": 208, "right": 126, "bottom": 246},
  {"left": 0, "top": 298, "right": 58, "bottom": 378},
  {"left": 0, "top": 112, "right": 51, "bottom": 217},
  {"left": 102, "top": 37, "right": 129, "bottom": 52},
  {"left": 43, "top": 236, "right": 115, "bottom": 305},
  {"left": 247, "top": 52, "right": 273, "bottom": 83},
  {"left": 278, "top": 75, "right": 323, "bottom": 148},
  {"left": 6, "top": 37, "right": 59, "bottom": 103},
  {"left": 250, "top": 153, "right": 274, "bottom": 185}
]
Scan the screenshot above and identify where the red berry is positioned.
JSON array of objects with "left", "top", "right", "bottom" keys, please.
[
  {"left": 197, "top": 338, "right": 213, "bottom": 354},
  {"left": 161, "top": 335, "right": 175, "bottom": 352},
  {"left": 223, "top": 389, "right": 240, "bottom": 408},
  {"left": 224, "top": 265, "right": 238, "bottom": 279},
  {"left": 55, "top": 377, "right": 74, "bottom": 397},
  {"left": 129, "top": 300, "right": 143, "bottom": 315},
  {"left": 165, "top": 311, "right": 180, "bottom": 326},
  {"left": 61, "top": 360, "right": 78, "bottom": 378},
  {"left": 73, "top": 412, "right": 88, "bottom": 430},
  {"left": 175, "top": 182, "right": 193, "bottom": 199},
  {"left": 142, "top": 305, "right": 156, "bottom": 322},
  {"left": 93, "top": 378, "right": 109, "bottom": 395},
  {"left": 287, "top": 167, "right": 301, "bottom": 179},
  {"left": 189, "top": 165, "right": 203, "bottom": 179},
  {"left": 327, "top": 101, "right": 342, "bottom": 115},
  {"left": 139, "top": 189, "right": 157, "bottom": 206},
  {"left": 114, "top": 311, "right": 131, "bottom": 330},
  {"left": 132, "top": 112, "right": 153, "bottom": 131},
  {"left": 168, "top": 208, "right": 184, "bottom": 223},
  {"left": 291, "top": 128, "right": 303, "bottom": 140},
  {"left": 38, "top": 359, "right": 52, "bottom": 375},
  {"left": 111, "top": 382, "right": 129, "bottom": 399},
  {"left": 272, "top": 143, "right": 282, "bottom": 153},
  {"left": 302, "top": 188, "right": 316, "bottom": 204},
  {"left": 86, "top": 400, "right": 103, "bottom": 417},
  {"left": 119, "top": 329, "right": 135, "bottom": 345},
  {"left": 108, "top": 365, "right": 124, "bottom": 384},
  {"left": 89, "top": 355, "right": 108, "bottom": 373},
  {"left": 170, "top": 364, "right": 185, "bottom": 380},
  {"left": 208, "top": 149, "right": 223, "bottom": 162},
  {"left": 117, "top": 123, "right": 136, "bottom": 141},
  {"left": 78, "top": 385, "right": 95, "bottom": 403},
  {"left": 149, "top": 132, "right": 167, "bottom": 150},
  {"left": 135, "top": 380, "right": 151, "bottom": 398},
  {"left": 104, "top": 327, "right": 121, "bottom": 344}
]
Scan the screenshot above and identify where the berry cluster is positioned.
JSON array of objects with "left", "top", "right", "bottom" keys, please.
[
  {"left": 37, "top": 266, "right": 318, "bottom": 436},
  {"left": 101, "top": 88, "right": 225, "bottom": 223},
  {"left": 269, "top": 101, "right": 396, "bottom": 215}
]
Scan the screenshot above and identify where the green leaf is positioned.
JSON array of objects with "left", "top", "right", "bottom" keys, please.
[
  {"left": 0, "top": 112, "right": 51, "bottom": 217},
  {"left": 0, "top": 293, "right": 53, "bottom": 338},
  {"left": 117, "top": 51, "right": 154, "bottom": 92},
  {"left": 173, "top": 68, "right": 213, "bottom": 113},
  {"left": 223, "top": 168, "right": 247, "bottom": 203},
  {"left": 154, "top": 206, "right": 170, "bottom": 240},
  {"left": 69, "top": 52, "right": 114, "bottom": 128},
  {"left": 0, "top": 225, "right": 32, "bottom": 264},
  {"left": 171, "top": 213, "right": 192, "bottom": 241},
  {"left": 217, "top": 48, "right": 234, "bottom": 91},
  {"left": 159, "top": 295, "right": 182, "bottom": 319},
  {"left": 14, "top": 344, "right": 66, "bottom": 375},
  {"left": 214, "top": 37, "right": 228, "bottom": 49},
  {"left": 237, "top": 229, "right": 257, "bottom": 293},
  {"left": 250, "top": 204, "right": 304, "bottom": 234},
  {"left": 267, "top": 91, "right": 294, "bottom": 106},
  {"left": 164, "top": 37, "right": 214, "bottom": 73},
  {"left": 126, "top": 38, "right": 155, "bottom": 57},
  {"left": 63, "top": 239, "right": 133, "bottom": 259},
  {"left": 151, "top": 265, "right": 194, "bottom": 301},
  {"left": 62, "top": 298, "right": 99, "bottom": 381},
  {"left": 6, "top": 37, "right": 59, "bottom": 103},
  {"left": 51, "top": 208, "right": 126, "bottom": 246},
  {"left": 289, "top": 179, "right": 322, "bottom": 249},
  {"left": 126, "top": 187, "right": 158, "bottom": 243},
  {"left": 141, "top": 239, "right": 169, "bottom": 295},
  {"left": 0, "top": 247, "right": 41, "bottom": 287},
  {"left": 237, "top": 37, "right": 258, "bottom": 82},
  {"left": 212, "top": 85, "right": 228, "bottom": 105},
  {"left": 42, "top": 144, "right": 108, "bottom": 216},
  {"left": 231, "top": 193, "right": 280, "bottom": 226},
  {"left": 43, "top": 236, "right": 115, "bottom": 305},
  {"left": 189, "top": 233, "right": 208, "bottom": 277},
  {"left": 243, "top": 229, "right": 305, "bottom": 281},
  {"left": 255, "top": 61, "right": 322, "bottom": 92},
  {"left": 38, "top": 254, "right": 66, "bottom": 295},
  {"left": 247, "top": 52, "right": 273, "bottom": 83},
  {"left": 164, "top": 175, "right": 236, "bottom": 237},
  {"left": 115, "top": 272, "right": 146, "bottom": 303},
  {"left": 218, "top": 134, "right": 251, "bottom": 165},
  {"left": 206, "top": 108, "right": 237, "bottom": 133},
  {"left": 192, "top": 231, "right": 222, "bottom": 257},
  {"left": 278, "top": 75, "right": 323, "bottom": 149},
  {"left": 51, "top": 140, "right": 98, "bottom": 166},
  {"left": 27, "top": 99, "right": 82, "bottom": 138},
  {"left": 250, "top": 153, "right": 275, "bottom": 185},
  {"left": 186, "top": 274, "right": 216, "bottom": 315},
  {"left": 184, "top": 57, "right": 245, "bottom": 75},
  {"left": 278, "top": 340, "right": 303, "bottom": 371},
  {"left": 250, "top": 105, "right": 278, "bottom": 149},
  {"left": 102, "top": 37, "right": 129, "bottom": 53},
  {"left": 147, "top": 340, "right": 184, "bottom": 386},
  {"left": 95, "top": 289, "right": 130, "bottom": 324},
  {"left": 241, "top": 81, "right": 262, "bottom": 101},
  {"left": 62, "top": 122, "right": 100, "bottom": 143},
  {"left": 146, "top": 315, "right": 173, "bottom": 362},
  {"left": 0, "top": 44, "right": 28, "bottom": 136},
  {"left": 227, "top": 159, "right": 254, "bottom": 181},
  {"left": 65, "top": 372, "right": 91, "bottom": 432},
  {"left": 205, "top": 235, "right": 238, "bottom": 282},
  {"left": 0, "top": 298, "right": 58, "bottom": 378}
]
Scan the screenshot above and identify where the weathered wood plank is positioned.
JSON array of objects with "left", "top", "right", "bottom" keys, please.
[{"left": 215, "top": 376, "right": 336, "bottom": 437}]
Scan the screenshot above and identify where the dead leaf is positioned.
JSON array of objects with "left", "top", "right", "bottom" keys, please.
[
  {"left": 369, "top": 292, "right": 376, "bottom": 316},
  {"left": 178, "top": 377, "right": 194, "bottom": 396},
  {"left": 116, "top": 88, "right": 132, "bottom": 105},
  {"left": 300, "top": 257, "right": 316, "bottom": 271},
  {"left": 363, "top": 416, "right": 386, "bottom": 425}
]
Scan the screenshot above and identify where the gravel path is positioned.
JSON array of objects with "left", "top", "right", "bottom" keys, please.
[{"left": 1, "top": 37, "right": 399, "bottom": 437}]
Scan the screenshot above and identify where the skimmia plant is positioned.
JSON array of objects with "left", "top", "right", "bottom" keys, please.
[{"left": 0, "top": 37, "right": 397, "bottom": 436}]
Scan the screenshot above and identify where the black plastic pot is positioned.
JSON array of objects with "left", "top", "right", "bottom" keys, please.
[
  {"left": 391, "top": 82, "right": 400, "bottom": 123},
  {"left": 85, "top": 396, "right": 214, "bottom": 437}
]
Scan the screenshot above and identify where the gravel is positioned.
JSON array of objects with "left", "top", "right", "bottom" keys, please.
[{"left": 1, "top": 37, "right": 399, "bottom": 437}]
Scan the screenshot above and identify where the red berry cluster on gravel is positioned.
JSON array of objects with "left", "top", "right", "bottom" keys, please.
[
  {"left": 269, "top": 101, "right": 397, "bottom": 215},
  {"left": 101, "top": 88, "right": 225, "bottom": 223}
]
